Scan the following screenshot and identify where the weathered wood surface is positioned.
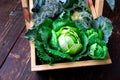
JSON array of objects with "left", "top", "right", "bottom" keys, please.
[
  {"left": 0, "top": 0, "right": 120, "bottom": 80},
  {"left": 0, "top": 0, "right": 25, "bottom": 67}
]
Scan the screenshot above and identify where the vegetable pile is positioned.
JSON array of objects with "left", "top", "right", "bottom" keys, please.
[{"left": 25, "top": 0, "right": 115, "bottom": 64}]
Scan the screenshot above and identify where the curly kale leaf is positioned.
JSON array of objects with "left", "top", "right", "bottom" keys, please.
[
  {"left": 64, "top": 0, "right": 90, "bottom": 12},
  {"left": 33, "top": 0, "right": 64, "bottom": 26}
]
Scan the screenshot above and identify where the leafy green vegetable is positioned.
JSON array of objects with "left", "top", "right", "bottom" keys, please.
[
  {"left": 57, "top": 26, "right": 83, "bottom": 55},
  {"left": 24, "top": 27, "right": 36, "bottom": 41},
  {"left": 50, "top": 30, "right": 60, "bottom": 50},
  {"left": 97, "top": 29, "right": 104, "bottom": 40},
  {"left": 86, "top": 28, "right": 104, "bottom": 40},
  {"left": 45, "top": 47, "right": 73, "bottom": 60},
  {"left": 91, "top": 16, "right": 113, "bottom": 43},
  {"left": 88, "top": 43, "right": 108, "bottom": 59},
  {"left": 35, "top": 18, "right": 74, "bottom": 62},
  {"left": 64, "top": 0, "right": 115, "bottom": 11},
  {"left": 35, "top": 40, "right": 54, "bottom": 64},
  {"left": 70, "top": 10, "right": 92, "bottom": 29},
  {"left": 33, "top": 0, "right": 64, "bottom": 26},
  {"left": 86, "top": 27, "right": 109, "bottom": 59},
  {"left": 64, "top": 0, "right": 90, "bottom": 12},
  {"left": 25, "top": 0, "right": 114, "bottom": 64},
  {"left": 88, "top": 35, "right": 106, "bottom": 46},
  {"left": 37, "top": 19, "right": 52, "bottom": 44},
  {"left": 52, "top": 18, "right": 75, "bottom": 31},
  {"left": 74, "top": 32, "right": 88, "bottom": 60},
  {"left": 64, "top": 0, "right": 78, "bottom": 8}
]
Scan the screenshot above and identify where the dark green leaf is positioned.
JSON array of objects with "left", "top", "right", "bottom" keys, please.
[
  {"left": 52, "top": 18, "right": 75, "bottom": 31},
  {"left": 74, "top": 11, "right": 92, "bottom": 29},
  {"left": 37, "top": 19, "right": 52, "bottom": 43},
  {"left": 50, "top": 30, "right": 60, "bottom": 50},
  {"left": 64, "top": 0, "right": 78, "bottom": 8},
  {"left": 38, "top": 18, "right": 53, "bottom": 29},
  {"left": 64, "top": 0, "right": 90, "bottom": 12},
  {"left": 88, "top": 43, "right": 108, "bottom": 59},
  {"left": 25, "top": 27, "right": 36, "bottom": 41},
  {"left": 33, "top": 0, "right": 64, "bottom": 26},
  {"left": 46, "top": 47, "right": 73, "bottom": 60},
  {"left": 97, "top": 29, "right": 104, "bottom": 40},
  {"left": 88, "top": 36, "right": 106, "bottom": 46},
  {"left": 74, "top": 33, "right": 88, "bottom": 60},
  {"left": 75, "top": 22, "right": 85, "bottom": 31},
  {"left": 36, "top": 18, "right": 73, "bottom": 61},
  {"left": 35, "top": 40, "right": 54, "bottom": 64}
]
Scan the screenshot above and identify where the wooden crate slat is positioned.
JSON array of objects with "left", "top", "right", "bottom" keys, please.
[
  {"left": 28, "top": 0, "right": 34, "bottom": 29},
  {"left": 28, "top": 0, "right": 35, "bottom": 71},
  {"left": 30, "top": 41, "right": 36, "bottom": 68},
  {"left": 21, "top": 0, "right": 30, "bottom": 29},
  {"left": 95, "top": 0, "right": 104, "bottom": 17},
  {"left": 31, "top": 55, "right": 111, "bottom": 71},
  {"left": 21, "top": 0, "right": 28, "bottom": 8},
  {"left": 88, "top": 0, "right": 97, "bottom": 19}
]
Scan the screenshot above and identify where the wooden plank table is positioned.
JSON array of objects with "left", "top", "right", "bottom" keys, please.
[{"left": 0, "top": 0, "right": 120, "bottom": 80}]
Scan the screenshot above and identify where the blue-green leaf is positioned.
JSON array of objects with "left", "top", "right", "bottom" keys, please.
[
  {"left": 91, "top": 16, "right": 113, "bottom": 43},
  {"left": 25, "top": 27, "right": 36, "bottom": 41},
  {"left": 106, "top": 0, "right": 115, "bottom": 11}
]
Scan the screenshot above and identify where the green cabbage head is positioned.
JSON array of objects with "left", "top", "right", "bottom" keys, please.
[
  {"left": 89, "top": 43, "right": 108, "bottom": 59},
  {"left": 57, "top": 26, "right": 83, "bottom": 55}
]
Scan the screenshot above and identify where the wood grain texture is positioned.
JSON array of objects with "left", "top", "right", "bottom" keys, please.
[
  {"left": 0, "top": 0, "right": 120, "bottom": 80},
  {"left": 0, "top": 29, "right": 29, "bottom": 80},
  {"left": 31, "top": 55, "right": 111, "bottom": 71},
  {"left": 0, "top": 29, "right": 48, "bottom": 80},
  {"left": 95, "top": 0, "right": 104, "bottom": 17},
  {"left": 0, "top": 29, "right": 41, "bottom": 80},
  {"left": 88, "top": 0, "right": 97, "bottom": 19},
  {"left": 0, "top": 0, "right": 25, "bottom": 67},
  {"left": 21, "top": 0, "right": 28, "bottom": 8},
  {"left": 21, "top": 0, "right": 30, "bottom": 29}
]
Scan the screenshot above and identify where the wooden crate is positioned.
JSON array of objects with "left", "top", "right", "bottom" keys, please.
[{"left": 21, "top": 0, "right": 112, "bottom": 71}]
